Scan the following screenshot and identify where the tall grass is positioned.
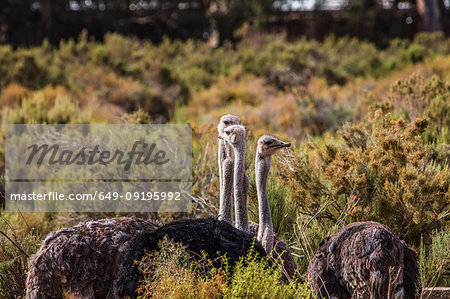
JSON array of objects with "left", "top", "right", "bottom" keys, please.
[{"left": 419, "top": 226, "right": 450, "bottom": 296}]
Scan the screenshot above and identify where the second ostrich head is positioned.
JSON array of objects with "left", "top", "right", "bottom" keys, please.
[
  {"left": 217, "top": 114, "right": 241, "bottom": 224},
  {"left": 255, "top": 135, "right": 290, "bottom": 253},
  {"left": 220, "top": 124, "right": 247, "bottom": 146},
  {"left": 219, "top": 124, "right": 249, "bottom": 232},
  {"left": 217, "top": 114, "right": 241, "bottom": 135}
]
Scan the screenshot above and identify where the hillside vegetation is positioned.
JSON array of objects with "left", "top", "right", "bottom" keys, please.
[{"left": 0, "top": 31, "right": 449, "bottom": 297}]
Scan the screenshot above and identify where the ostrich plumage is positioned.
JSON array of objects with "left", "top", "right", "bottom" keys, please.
[
  {"left": 26, "top": 217, "right": 266, "bottom": 299},
  {"left": 248, "top": 221, "right": 298, "bottom": 280},
  {"left": 307, "top": 221, "right": 418, "bottom": 299}
]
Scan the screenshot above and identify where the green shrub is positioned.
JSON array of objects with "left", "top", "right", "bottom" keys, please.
[
  {"left": 0, "top": 47, "right": 49, "bottom": 89},
  {"left": 227, "top": 250, "right": 313, "bottom": 298},
  {"left": 418, "top": 226, "right": 450, "bottom": 292},
  {"left": 89, "top": 33, "right": 146, "bottom": 79},
  {"left": 137, "top": 237, "right": 314, "bottom": 299},
  {"left": 282, "top": 111, "right": 449, "bottom": 246},
  {"left": 137, "top": 237, "right": 224, "bottom": 298},
  {"left": 5, "top": 91, "right": 85, "bottom": 124},
  {"left": 0, "top": 213, "right": 47, "bottom": 298},
  {"left": 389, "top": 74, "right": 450, "bottom": 144}
]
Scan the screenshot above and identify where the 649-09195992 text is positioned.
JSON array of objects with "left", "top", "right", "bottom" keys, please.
[{"left": 9, "top": 191, "right": 182, "bottom": 201}]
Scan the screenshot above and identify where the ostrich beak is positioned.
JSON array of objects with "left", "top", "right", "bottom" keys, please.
[{"left": 279, "top": 141, "right": 291, "bottom": 148}]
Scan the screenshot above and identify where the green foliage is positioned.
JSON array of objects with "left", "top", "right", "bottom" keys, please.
[
  {"left": 238, "top": 33, "right": 450, "bottom": 87},
  {"left": 389, "top": 74, "right": 450, "bottom": 143},
  {"left": 419, "top": 226, "right": 450, "bottom": 291},
  {"left": 0, "top": 213, "right": 49, "bottom": 298},
  {"left": 121, "top": 108, "right": 152, "bottom": 124},
  {"left": 4, "top": 89, "right": 86, "bottom": 124},
  {"left": 228, "top": 250, "right": 313, "bottom": 298},
  {"left": 89, "top": 33, "right": 146, "bottom": 79},
  {"left": 282, "top": 110, "right": 449, "bottom": 246},
  {"left": 1, "top": 31, "right": 447, "bottom": 98},
  {"left": 294, "top": 93, "right": 352, "bottom": 137},
  {"left": 0, "top": 46, "right": 50, "bottom": 89},
  {"left": 137, "top": 237, "right": 216, "bottom": 298},
  {"left": 137, "top": 237, "right": 314, "bottom": 298}
]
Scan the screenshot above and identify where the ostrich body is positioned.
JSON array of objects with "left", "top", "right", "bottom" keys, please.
[
  {"left": 254, "top": 135, "right": 291, "bottom": 253},
  {"left": 217, "top": 114, "right": 241, "bottom": 224},
  {"left": 220, "top": 124, "right": 249, "bottom": 232},
  {"left": 307, "top": 221, "right": 418, "bottom": 299},
  {"left": 26, "top": 217, "right": 266, "bottom": 299},
  {"left": 26, "top": 217, "right": 160, "bottom": 299}
]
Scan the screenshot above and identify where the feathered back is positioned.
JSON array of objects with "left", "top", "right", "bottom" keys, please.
[
  {"left": 307, "top": 221, "right": 418, "bottom": 299},
  {"left": 27, "top": 217, "right": 266, "bottom": 298}
]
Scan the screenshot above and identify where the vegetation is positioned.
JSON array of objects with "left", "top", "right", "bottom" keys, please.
[
  {"left": 0, "top": 213, "right": 52, "bottom": 298},
  {"left": 137, "top": 237, "right": 313, "bottom": 298},
  {"left": 0, "top": 31, "right": 449, "bottom": 297},
  {"left": 419, "top": 226, "right": 450, "bottom": 295}
]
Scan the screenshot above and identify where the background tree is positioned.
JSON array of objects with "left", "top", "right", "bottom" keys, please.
[{"left": 417, "top": 0, "right": 444, "bottom": 32}]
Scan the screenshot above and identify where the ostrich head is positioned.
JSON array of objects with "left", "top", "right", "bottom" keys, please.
[
  {"left": 219, "top": 124, "right": 247, "bottom": 146},
  {"left": 217, "top": 114, "right": 241, "bottom": 135},
  {"left": 256, "top": 135, "right": 291, "bottom": 157}
]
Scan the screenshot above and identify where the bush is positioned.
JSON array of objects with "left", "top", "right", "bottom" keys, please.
[
  {"left": 5, "top": 87, "right": 85, "bottom": 124},
  {"left": 389, "top": 74, "right": 450, "bottom": 144},
  {"left": 0, "top": 46, "right": 49, "bottom": 89},
  {"left": 227, "top": 250, "right": 313, "bottom": 298},
  {"left": 137, "top": 237, "right": 227, "bottom": 298},
  {"left": 282, "top": 110, "right": 449, "bottom": 246},
  {"left": 0, "top": 213, "right": 49, "bottom": 298},
  {"left": 419, "top": 226, "right": 450, "bottom": 292},
  {"left": 137, "top": 237, "right": 313, "bottom": 298}
]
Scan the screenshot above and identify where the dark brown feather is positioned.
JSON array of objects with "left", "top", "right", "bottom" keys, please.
[
  {"left": 307, "top": 221, "right": 418, "bottom": 299},
  {"left": 26, "top": 217, "right": 266, "bottom": 298}
]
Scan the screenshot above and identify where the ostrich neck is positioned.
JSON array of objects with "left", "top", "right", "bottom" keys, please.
[
  {"left": 218, "top": 140, "right": 225, "bottom": 184},
  {"left": 233, "top": 142, "right": 248, "bottom": 231},
  {"left": 256, "top": 154, "right": 272, "bottom": 233},
  {"left": 225, "top": 141, "right": 234, "bottom": 158},
  {"left": 218, "top": 139, "right": 234, "bottom": 223}
]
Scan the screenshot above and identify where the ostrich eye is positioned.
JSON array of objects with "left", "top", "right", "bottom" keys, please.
[
  {"left": 264, "top": 140, "right": 272, "bottom": 145},
  {"left": 224, "top": 121, "right": 230, "bottom": 125},
  {"left": 225, "top": 131, "right": 231, "bottom": 135}
]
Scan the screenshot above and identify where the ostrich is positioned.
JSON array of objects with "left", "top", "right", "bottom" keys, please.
[
  {"left": 254, "top": 135, "right": 291, "bottom": 253},
  {"left": 219, "top": 124, "right": 249, "bottom": 232},
  {"left": 26, "top": 217, "right": 160, "bottom": 299},
  {"left": 26, "top": 217, "right": 266, "bottom": 298},
  {"left": 217, "top": 114, "right": 241, "bottom": 224},
  {"left": 220, "top": 126, "right": 298, "bottom": 279},
  {"left": 307, "top": 221, "right": 419, "bottom": 299}
]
